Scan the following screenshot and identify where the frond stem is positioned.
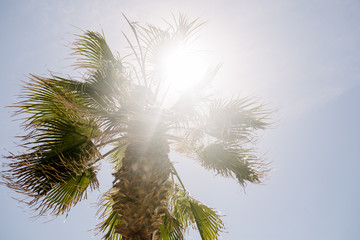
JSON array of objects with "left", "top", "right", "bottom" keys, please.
[
  {"left": 170, "top": 164, "right": 187, "bottom": 192},
  {"left": 95, "top": 136, "right": 126, "bottom": 148}
]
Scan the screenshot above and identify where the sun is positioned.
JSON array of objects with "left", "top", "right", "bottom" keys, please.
[{"left": 160, "top": 44, "right": 207, "bottom": 93}]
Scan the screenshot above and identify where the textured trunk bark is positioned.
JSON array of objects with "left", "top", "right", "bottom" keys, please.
[{"left": 112, "top": 123, "right": 171, "bottom": 240}]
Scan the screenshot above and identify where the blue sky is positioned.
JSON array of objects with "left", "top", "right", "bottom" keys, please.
[{"left": 1, "top": 0, "right": 360, "bottom": 239}]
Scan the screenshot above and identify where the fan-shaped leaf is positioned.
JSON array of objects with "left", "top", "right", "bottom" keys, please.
[
  {"left": 73, "top": 31, "right": 116, "bottom": 70},
  {"left": 36, "top": 166, "right": 99, "bottom": 215},
  {"left": 197, "top": 142, "right": 267, "bottom": 186},
  {"left": 97, "top": 190, "right": 123, "bottom": 240},
  {"left": 206, "top": 97, "right": 270, "bottom": 142},
  {"left": 162, "top": 184, "right": 223, "bottom": 240}
]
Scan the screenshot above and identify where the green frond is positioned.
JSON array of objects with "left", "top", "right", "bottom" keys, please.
[
  {"left": 170, "top": 189, "right": 194, "bottom": 230},
  {"left": 171, "top": 95, "right": 271, "bottom": 187},
  {"left": 73, "top": 31, "right": 116, "bottom": 70},
  {"left": 16, "top": 74, "right": 103, "bottom": 153},
  {"left": 97, "top": 180, "right": 223, "bottom": 240},
  {"left": 107, "top": 141, "right": 127, "bottom": 171},
  {"left": 3, "top": 146, "right": 100, "bottom": 215},
  {"left": 159, "top": 214, "right": 184, "bottom": 240},
  {"left": 189, "top": 200, "right": 223, "bottom": 240},
  {"left": 2, "top": 74, "right": 103, "bottom": 215},
  {"left": 77, "top": 63, "right": 130, "bottom": 112},
  {"left": 97, "top": 190, "right": 123, "bottom": 240},
  {"left": 164, "top": 185, "right": 224, "bottom": 240},
  {"left": 35, "top": 166, "right": 99, "bottom": 215},
  {"left": 18, "top": 75, "right": 87, "bottom": 126},
  {"left": 197, "top": 142, "right": 266, "bottom": 186},
  {"left": 72, "top": 31, "right": 132, "bottom": 113},
  {"left": 22, "top": 70, "right": 129, "bottom": 142}
]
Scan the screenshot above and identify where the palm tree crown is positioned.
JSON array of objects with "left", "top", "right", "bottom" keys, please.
[{"left": 2, "top": 15, "right": 271, "bottom": 240}]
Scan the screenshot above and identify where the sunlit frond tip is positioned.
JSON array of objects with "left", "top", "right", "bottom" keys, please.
[{"left": 72, "top": 30, "right": 116, "bottom": 70}]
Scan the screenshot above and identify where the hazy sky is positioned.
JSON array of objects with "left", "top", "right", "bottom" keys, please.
[{"left": 1, "top": 0, "right": 360, "bottom": 239}]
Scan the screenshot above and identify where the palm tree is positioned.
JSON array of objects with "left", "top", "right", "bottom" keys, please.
[{"left": 2, "top": 15, "right": 270, "bottom": 240}]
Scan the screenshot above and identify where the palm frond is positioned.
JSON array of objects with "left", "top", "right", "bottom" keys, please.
[
  {"left": 97, "top": 190, "right": 123, "bottom": 240},
  {"left": 21, "top": 66, "right": 130, "bottom": 141},
  {"left": 205, "top": 97, "right": 271, "bottom": 143},
  {"left": 107, "top": 141, "right": 127, "bottom": 171},
  {"left": 72, "top": 31, "right": 131, "bottom": 113},
  {"left": 197, "top": 142, "right": 267, "bottom": 186},
  {"left": 171, "top": 95, "right": 270, "bottom": 186},
  {"left": 189, "top": 200, "right": 223, "bottom": 240},
  {"left": 76, "top": 62, "right": 130, "bottom": 112},
  {"left": 3, "top": 147, "right": 99, "bottom": 215},
  {"left": 18, "top": 75, "right": 85, "bottom": 126},
  {"left": 165, "top": 185, "right": 224, "bottom": 240},
  {"left": 2, "top": 74, "right": 103, "bottom": 215},
  {"left": 159, "top": 214, "right": 184, "bottom": 240},
  {"left": 35, "top": 166, "right": 99, "bottom": 215},
  {"left": 73, "top": 31, "right": 116, "bottom": 70}
]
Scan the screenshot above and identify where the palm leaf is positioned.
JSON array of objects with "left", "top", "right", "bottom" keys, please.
[
  {"left": 73, "top": 31, "right": 116, "bottom": 70},
  {"left": 159, "top": 214, "right": 184, "bottom": 240},
  {"left": 197, "top": 142, "right": 267, "bottom": 186},
  {"left": 205, "top": 97, "right": 270, "bottom": 142},
  {"left": 72, "top": 31, "right": 131, "bottom": 114},
  {"left": 97, "top": 190, "right": 123, "bottom": 240},
  {"left": 36, "top": 166, "right": 99, "bottom": 215},
  {"left": 171, "top": 95, "right": 270, "bottom": 186},
  {"left": 2, "top": 74, "right": 102, "bottom": 215},
  {"left": 160, "top": 183, "right": 223, "bottom": 240},
  {"left": 189, "top": 200, "right": 223, "bottom": 240},
  {"left": 3, "top": 145, "right": 100, "bottom": 215}
]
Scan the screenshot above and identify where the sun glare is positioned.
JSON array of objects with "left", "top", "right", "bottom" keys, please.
[{"left": 160, "top": 45, "right": 207, "bottom": 93}]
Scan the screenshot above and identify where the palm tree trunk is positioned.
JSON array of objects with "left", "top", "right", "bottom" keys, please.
[{"left": 112, "top": 126, "right": 171, "bottom": 240}]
